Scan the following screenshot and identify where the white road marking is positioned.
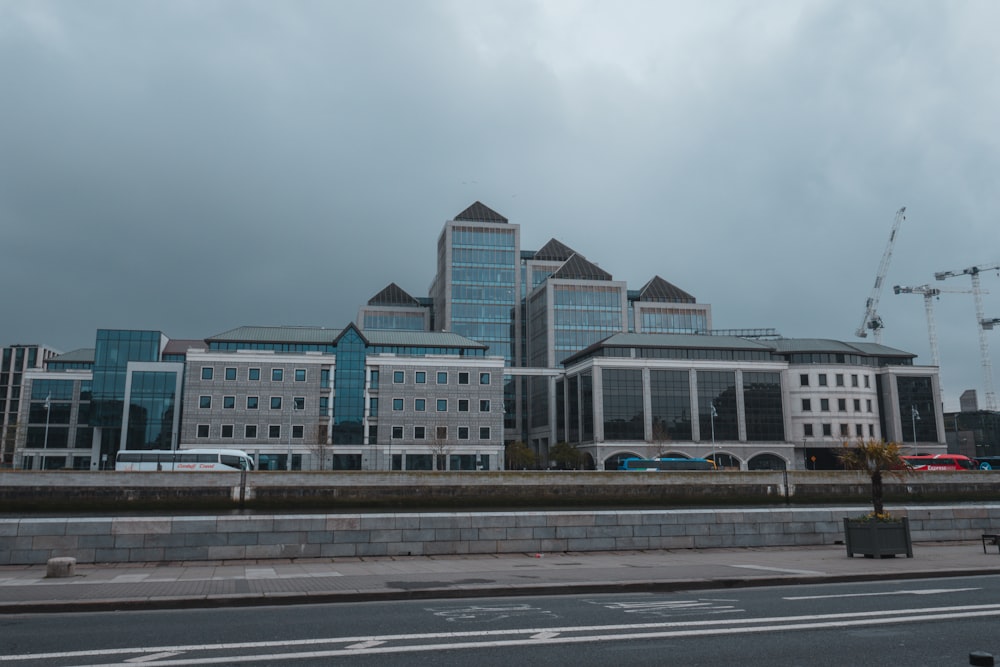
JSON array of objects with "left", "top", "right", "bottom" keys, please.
[
  {"left": 37, "top": 608, "right": 1000, "bottom": 666},
  {"left": 125, "top": 652, "right": 184, "bottom": 663},
  {"left": 7, "top": 603, "right": 1000, "bottom": 663},
  {"left": 784, "top": 587, "right": 981, "bottom": 600},
  {"left": 730, "top": 564, "right": 825, "bottom": 575}
]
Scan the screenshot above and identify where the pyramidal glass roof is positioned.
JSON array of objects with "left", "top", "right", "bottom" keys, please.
[
  {"left": 638, "top": 275, "right": 696, "bottom": 304},
  {"left": 533, "top": 238, "right": 577, "bottom": 261},
  {"left": 454, "top": 201, "right": 508, "bottom": 223},
  {"left": 367, "top": 282, "right": 421, "bottom": 307},
  {"left": 551, "top": 253, "right": 612, "bottom": 281}
]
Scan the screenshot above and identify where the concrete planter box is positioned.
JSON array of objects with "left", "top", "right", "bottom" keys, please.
[{"left": 843, "top": 516, "right": 913, "bottom": 558}]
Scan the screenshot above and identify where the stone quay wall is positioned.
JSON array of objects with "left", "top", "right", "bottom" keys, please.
[{"left": 2, "top": 505, "right": 1000, "bottom": 565}]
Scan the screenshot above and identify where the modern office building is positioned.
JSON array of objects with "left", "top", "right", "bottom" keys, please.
[
  {"left": 9, "top": 201, "right": 948, "bottom": 471},
  {"left": 1, "top": 344, "right": 60, "bottom": 468},
  {"left": 14, "top": 325, "right": 505, "bottom": 472}
]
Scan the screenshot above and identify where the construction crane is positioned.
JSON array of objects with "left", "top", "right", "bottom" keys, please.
[
  {"left": 892, "top": 284, "right": 980, "bottom": 368},
  {"left": 856, "top": 207, "right": 906, "bottom": 343},
  {"left": 935, "top": 263, "right": 1000, "bottom": 411}
]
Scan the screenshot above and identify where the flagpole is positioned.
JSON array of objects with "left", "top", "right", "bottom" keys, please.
[{"left": 44, "top": 393, "right": 51, "bottom": 450}]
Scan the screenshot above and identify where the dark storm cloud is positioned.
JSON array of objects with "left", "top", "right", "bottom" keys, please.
[{"left": 2, "top": 0, "right": 999, "bottom": 409}]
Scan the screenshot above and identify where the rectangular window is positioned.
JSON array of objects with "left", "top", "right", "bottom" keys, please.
[
  {"left": 480, "top": 372, "right": 491, "bottom": 385},
  {"left": 369, "top": 397, "right": 378, "bottom": 417},
  {"left": 223, "top": 396, "right": 235, "bottom": 409},
  {"left": 855, "top": 424, "right": 864, "bottom": 437},
  {"left": 415, "top": 398, "right": 425, "bottom": 412},
  {"left": 221, "top": 424, "right": 234, "bottom": 438},
  {"left": 820, "top": 398, "right": 829, "bottom": 411},
  {"left": 804, "top": 424, "right": 814, "bottom": 437},
  {"left": 225, "top": 367, "right": 237, "bottom": 381},
  {"left": 437, "top": 399, "right": 448, "bottom": 412},
  {"left": 458, "top": 372, "right": 470, "bottom": 385},
  {"left": 415, "top": 371, "right": 426, "bottom": 384},
  {"left": 272, "top": 368, "right": 283, "bottom": 382},
  {"left": 321, "top": 368, "right": 330, "bottom": 388},
  {"left": 199, "top": 396, "right": 211, "bottom": 409},
  {"left": 270, "top": 396, "right": 282, "bottom": 410},
  {"left": 393, "top": 370, "right": 404, "bottom": 383},
  {"left": 799, "top": 374, "right": 809, "bottom": 387},
  {"left": 851, "top": 374, "right": 859, "bottom": 387},
  {"left": 479, "top": 399, "right": 490, "bottom": 412},
  {"left": 414, "top": 426, "right": 425, "bottom": 439},
  {"left": 822, "top": 423, "right": 832, "bottom": 436},
  {"left": 245, "top": 424, "right": 257, "bottom": 438},
  {"left": 201, "top": 367, "right": 213, "bottom": 380},
  {"left": 293, "top": 396, "right": 305, "bottom": 410},
  {"left": 393, "top": 398, "right": 403, "bottom": 411},
  {"left": 840, "top": 424, "right": 849, "bottom": 437},
  {"left": 458, "top": 399, "right": 469, "bottom": 412},
  {"left": 838, "top": 398, "right": 846, "bottom": 411},
  {"left": 479, "top": 426, "right": 490, "bottom": 440},
  {"left": 866, "top": 399, "right": 873, "bottom": 412},
  {"left": 292, "top": 425, "right": 303, "bottom": 438},
  {"left": 319, "top": 396, "right": 329, "bottom": 413},
  {"left": 437, "top": 371, "right": 448, "bottom": 384},
  {"left": 818, "top": 374, "right": 828, "bottom": 386},
  {"left": 249, "top": 368, "right": 260, "bottom": 381},
  {"left": 864, "top": 376, "right": 870, "bottom": 388},
  {"left": 458, "top": 426, "right": 469, "bottom": 440},
  {"left": 197, "top": 424, "right": 209, "bottom": 438},
  {"left": 269, "top": 424, "right": 280, "bottom": 438},
  {"left": 295, "top": 369, "right": 306, "bottom": 382},
  {"left": 392, "top": 426, "right": 403, "bottom": 439},
  {"left": 436, "top": 426, "right": 447, "bottom": 440},
  {"left": 247, "top": 396, "right": 259, "bottom": 410},
  {"left": 869, "top": 424, "right": 875, "bottom": 436},
  {"left": 853, "top": 399, "right": 861, "bottom": 411},
  {"left": 801, "top": 398, "right": 811, "bottom": 411},
  {"left": 370, "top": 370, "right": 379, "bottom": 388},
  {"left": 835, "top": 374, "right": 844, "bottom": 387}
]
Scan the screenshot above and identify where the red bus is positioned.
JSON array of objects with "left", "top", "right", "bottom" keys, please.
[{"left": 901, "top": 454, "right": 976, "bottom": 471}]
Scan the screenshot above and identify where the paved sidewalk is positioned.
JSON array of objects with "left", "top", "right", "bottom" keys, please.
[{"left": 2, "top": 541, "right": 1000, "bottom": 614}]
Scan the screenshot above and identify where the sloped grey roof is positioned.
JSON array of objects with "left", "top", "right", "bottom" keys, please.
[
  {"left": 49, "top": 348, "right": 95, "bottom": 363},
  {"left": 454, "top": 201, "right": 508, "bottom": 223},
  {"left": 638, "top": 275, "right": 696, "bottom": 304},
  {"left": 769, "top": 338, "right": 913, "bottom": 357},
  {"left": 551, "top": 253, "right": 612, "bottom": 281},
  {"left": 207, "top": 326, "right": 340, "bottom": 344},
  {"left": 367, "top": 283, "right": 421, "bottom": 307},
  {"left": 533, "top": 238, "right": 577, "bottom": 262},
  {"left": 163, "top": 339, "right": 207, "bottom": 355},
  {"left": 604, "top": 333, "right": 774, "bottom": 350},
  {"left": 363, "top": 330, "right": 487, "bottom": 350},
  {"left": 206, "top": 325, "right": 486, "bottom": 350}
]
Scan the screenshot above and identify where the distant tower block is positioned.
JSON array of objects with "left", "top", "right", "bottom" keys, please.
[{"left": 960, "top": 390, "right": 979, "bottom": 413}]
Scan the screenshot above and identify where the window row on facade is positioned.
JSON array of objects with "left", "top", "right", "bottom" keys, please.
[
  {"left": 200, "top": 366, "right": 315, "bottom": 383},
  {"left": 386, "top": 370, "right": 491, "bottom": 386},
  {"left": 799, "top": 372, "right": 872, "bottom": 388},
  {"left": 800, "top": 398, "right": 875, "bottom": 412}
]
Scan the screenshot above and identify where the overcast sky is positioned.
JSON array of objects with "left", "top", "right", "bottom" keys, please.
[{"left": 2, "top": 1, "right": 999, "bottom": 411}]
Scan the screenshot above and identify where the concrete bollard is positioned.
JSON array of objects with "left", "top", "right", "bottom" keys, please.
[{"left": 45, "top": 557, "right": 77, "bottom": 578}]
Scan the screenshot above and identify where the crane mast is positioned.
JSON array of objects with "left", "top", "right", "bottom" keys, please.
[
  {"left": 892, "top": 285, "right": 942, "bottom": 367},
  {"left": 856, "top": 207, "right": 906, "bottom": 343},
  {"left": 935, "top": 263, "right": 1000, "bottom": 411}
]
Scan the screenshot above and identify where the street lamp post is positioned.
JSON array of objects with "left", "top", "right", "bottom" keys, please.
[
  {"left": 287, "top": 399, "right": 296, "bottom": 471},
  {"left": 911, "top": 405, "right": 920, "bottom": 451},
  {"left": 710, "top": 402, "right": 717, "bottom": 467}
]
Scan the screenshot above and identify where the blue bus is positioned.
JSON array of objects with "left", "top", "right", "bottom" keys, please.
[{"left": 619, "top": 457, "right": 715, "bottom": 471}]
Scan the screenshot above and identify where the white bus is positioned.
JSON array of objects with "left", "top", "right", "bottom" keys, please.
[{"left": 115, "top": 449, "right": 255, "bottom": 472}]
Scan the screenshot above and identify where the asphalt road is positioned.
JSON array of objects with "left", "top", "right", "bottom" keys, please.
[{"left": 4, "top": 575, "right": 999, "bottom": 666}]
